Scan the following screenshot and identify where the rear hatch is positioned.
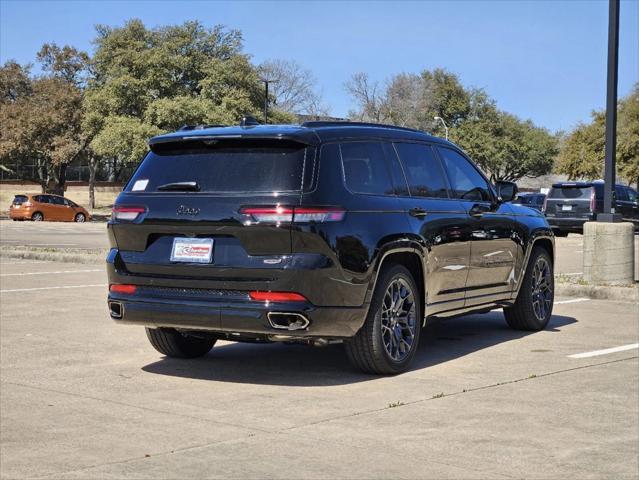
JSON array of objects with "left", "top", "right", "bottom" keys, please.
[
  {"left": 544, "top": 184, "right": 594, "bottom": 218},
  {"left": 11, "top": 195, "right": 28, "bottom": 208},
  {"left": 109, "top": 137, "right": 317, "bottom": 279}
]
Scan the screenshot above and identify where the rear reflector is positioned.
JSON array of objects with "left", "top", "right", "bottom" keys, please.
[
  {"left": 240, "top": 206, "right": 345, "bottom": 224},
  {"left": 109, "top": 284, "right": 137, "bottom": 295},
  {"left": 249, "top": 291, "right": 308, "bottom": 302},
  {"left": 112, "top": 205, "right": 146, "bottom": 221}
]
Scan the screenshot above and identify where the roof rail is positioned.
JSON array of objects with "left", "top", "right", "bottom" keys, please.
[
  {"left": 178, "top": 124, "right": 227, "bottom": 131},
  {"left": 301, "top": 121, "right": 426, "bottom": 134}
]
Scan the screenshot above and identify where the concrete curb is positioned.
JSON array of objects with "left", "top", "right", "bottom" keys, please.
[
  {"left": 555, "top": 281, "right": 638, "bottom": 303},
  {"left": 0, "top": 247, "right": 107, "bottom": 265}
]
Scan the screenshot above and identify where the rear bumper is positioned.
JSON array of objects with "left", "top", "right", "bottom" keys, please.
[
  {"left": 106, "top": 250, "right": 368, "bottom": 339},
  {"left": 9, "top": 208, "right": 33, "bottom": 219},
  {"left": 108, "top": 293, "right": 366, "bottom": 339},
  {"left": 546, "top": 216, "right": 592, "bottom": 231}
]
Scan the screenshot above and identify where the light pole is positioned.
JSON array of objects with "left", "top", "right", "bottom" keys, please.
[
  {"left": 433, "top": 116, "right": 448, "bottom": 140},
  {"left": 260, "top": 78, "right": 276, "bottom": 124}
]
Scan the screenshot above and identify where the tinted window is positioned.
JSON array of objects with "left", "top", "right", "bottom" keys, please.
[
  {"left": 128, "top": 139, "right": 313, "bottom": 194},
  {"left": 627, "top": 188, "right": 638, "bottom": 203},
  {"left": 548, "top": 186, "right": 592, "bottom": 199},
  {"left": 394, "top": 143, "right": 449, "bottom": 198},
  {"left": 64, "top": 198, "right": 78, "bottom": 207},
  {"left": 615, "top": 186, "right": 628, "bottom": 201},
  {"left": 437, "top": 147, "right": 492, "bottom": 201},
  {"left": 383, "top": 143, "right": 410, "bottom": 196},
  {"left": 50, "top": 196, "right": 65, "bottom": 205},
  {"left": 34, "top": 195, "right": 50, "bottom": 203},
  {"left": 341, "top": 142, "right": 394, "bottom": 195},
  {"left": 12, "top": 195, "right": 28, "bottom": 205}
]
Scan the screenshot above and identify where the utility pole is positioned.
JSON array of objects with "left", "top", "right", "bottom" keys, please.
[
  {"left": 260, "top": 78, "right": 276, "bottom": 124},
  {"left": 599, "top": 0, "right": 621, "bottom": 222}
]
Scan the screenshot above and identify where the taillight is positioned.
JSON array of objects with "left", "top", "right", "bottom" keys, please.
[
  {"left": 23, "top": 201, "right": 32, "bottom": 207},
  {"left": 112, "top": 205, "right": 146, "bottom": 222},
  {"left": 240, "top": 206, "right": 345, "bottom": 224},
  {"left": 249, "top": 291, "right": 308, "bottom": 302},
  {"left": 590, "top": 190, "right": 595, "bottom": 212},
  {"left": 109, "top": 284, "right": 137, "bottom": 295}
]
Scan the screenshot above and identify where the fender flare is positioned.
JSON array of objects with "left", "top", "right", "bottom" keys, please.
[{"left": 512, "top": 233, "right": 555, "bottom": 298}]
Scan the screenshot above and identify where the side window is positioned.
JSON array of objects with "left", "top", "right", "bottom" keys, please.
[
  {"left": 394, "top": 143, "right": 449, "bottom": 198},
  {"left": 616, "top": 186, "right": 628, "bottom": 202},
  {"left": 50, "top": 196, "right": 65, "bottom": 205},
  {"left": 627, "top": 188, "right": 638, "bottom": 203},
  {"left": 340, "top": 142, "right": 394, "bottom": 196},
  {"left": 35, "top": 195, "right": 49, "bottom": 203},
  {"left": 436, "top": 147, "right": 492, "bottom": 202}
]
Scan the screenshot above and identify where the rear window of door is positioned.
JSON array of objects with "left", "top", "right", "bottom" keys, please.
[
  {"left": 394, "top": 143, "right": 449, "bottom": 198},
  {"left": 436, "top": 147, "right": 492, "bottom": 202},
  {"left": 340, "top": 142, "right": 394, "bottom": 195},
  {"left": 127, "top": 139, "right": 315, "bottom": 194}
]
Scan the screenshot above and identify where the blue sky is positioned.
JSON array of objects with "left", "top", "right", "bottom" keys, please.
[{"left": 1, "top": 0, "right": 637, "bottom": 133}]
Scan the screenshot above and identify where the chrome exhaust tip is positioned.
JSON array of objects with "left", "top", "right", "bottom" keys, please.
[
  {"left": 267, "top": 312, "right": 310, "bottom": 331},
  {"left": 109, "top": 301, "right": 123, "bottom": 319}
]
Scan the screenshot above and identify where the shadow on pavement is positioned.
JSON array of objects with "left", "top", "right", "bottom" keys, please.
[{"left": 141, "top": 312, "right": 577, "bottom": 387}]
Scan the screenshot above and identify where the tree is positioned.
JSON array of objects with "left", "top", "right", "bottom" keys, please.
[
  {"left": 555, "top": 84, "right": 638, "bottom": 189},
  {"left": 258, "top": 59, "right": 328, "bottom": 116},
  {"left": 345, "top": 68, "right": 557, "bottom": 181},
  {"left": 0, "top": 57, "right": 85, "bottom": 193}
]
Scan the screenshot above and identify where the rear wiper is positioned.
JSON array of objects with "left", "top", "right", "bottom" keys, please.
[{"left": 157, "top": 181, "right": 200, "bottom": 192}]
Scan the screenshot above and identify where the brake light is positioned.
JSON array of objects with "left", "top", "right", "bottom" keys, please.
[
  {"left": 109, "top": 284, "right": 137, "bottom": 295},
  {"left": 112, "top": 205, "right": 146, "bottom": 221},
  {"left": 23, "top": 201, "right": 32, "bottom": 207},
  {"left": 249, "top": 291, "right": 308, "bottom": 302},
  {"left": 590, "top": 190, "right": 595, "bottom": 212},
  {"left": 240, "top": 206, "right": 345, "bottom": 224}
]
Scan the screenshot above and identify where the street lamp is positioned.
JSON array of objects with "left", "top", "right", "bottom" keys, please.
[
  {"left": 259, "top": 78, "right": 277, "bottom": 124},
  {"left": 433, "top": 116, "right": 449, "bottom": 140}
]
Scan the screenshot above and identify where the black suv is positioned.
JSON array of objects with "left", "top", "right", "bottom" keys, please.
[
  {"left": 544, "top": 181, "right": 639, "bottom": 236},
  {"left": 107, "top": 121, "right": 555, "bottom": 374}
]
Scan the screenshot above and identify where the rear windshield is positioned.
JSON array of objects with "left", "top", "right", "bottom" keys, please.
[
  {"left": 548, "top": 186, "right": 592, "bottom": 199},
  {"left": 12, "top": 195, "right": 28, "bottom": 205},
  {"left": 127, "top": 139, "right": 315, "bottom": 194}
]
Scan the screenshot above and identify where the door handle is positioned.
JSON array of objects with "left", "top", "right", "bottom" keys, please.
[{"left": 409, "top": 207, "right": 428, "bottom": 218}]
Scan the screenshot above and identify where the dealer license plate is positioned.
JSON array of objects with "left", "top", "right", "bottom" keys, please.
[{"left": 170, "top": 238, "right": 214, "bottom": 263}]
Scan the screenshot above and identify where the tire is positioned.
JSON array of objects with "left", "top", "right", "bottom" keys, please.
[
  {"left": 145, "top": 328, "right": 216, "bottom": 358},
  {"left": 31, "top": 212, "right": 44, "bottom": 221},
  {"left": 504, "top": 247, "right": 554, "bottom": 331},
  {"left": 553, "top": 230, "right": 568, "bottom": 237},
  {"left": 345, "top": 264, "right": 422, "bottom": 375},
  {"left": 74, "top": 213, "right": 86, "bottom": 223}
]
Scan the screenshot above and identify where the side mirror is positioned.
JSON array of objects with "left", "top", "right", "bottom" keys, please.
[{"left": 495, "top": 181, "right": 518, "bottom": 202}]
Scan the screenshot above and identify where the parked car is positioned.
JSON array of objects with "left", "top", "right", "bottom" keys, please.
[
  {"left": 9, "top": 193, "right": 91, "bottom": 222},
  {"left": 543, "top": 181, "right": 639, "bottom": 236},
  {"left": 107, "top": 121, "right": 555, "bottom": 374},
  {"left": 513, "top": 192, "right": 546, "bottom": 211}
]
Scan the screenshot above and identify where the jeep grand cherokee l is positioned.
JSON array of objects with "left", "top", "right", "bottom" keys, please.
[{"left": 107, "top": 121, "right": 555, "bottom": 374}]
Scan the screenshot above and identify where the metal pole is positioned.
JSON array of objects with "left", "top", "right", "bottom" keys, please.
[
  {"left": 599, "top": 0, "right": 620, "bottom": 222},
  {"left": 264, "top": 80, "right": 269, "bottom": 124}
]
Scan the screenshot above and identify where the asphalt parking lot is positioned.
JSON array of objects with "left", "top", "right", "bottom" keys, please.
[{"left": 0, "top": 257, "right": 637, "bottom": 479}]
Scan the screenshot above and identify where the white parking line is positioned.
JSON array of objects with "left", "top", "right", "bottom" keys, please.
[
  {"left": 554, "top": 298, "right": 590, "bottom": 304},
  {"left": 0, "top": 269, "right": 102, "bottom": 277},
  {"left": 568, "top": 343, "right": 639, "bottom": 359},
  {"left": 0, "top": 284, "right": 107, "bottom": 293},
  {"left": 559, "top": 272, "right": 583, "bottom": 276},
  {"left": 0, "top": 241, "right": 79, "bottom": 246}
]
